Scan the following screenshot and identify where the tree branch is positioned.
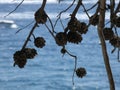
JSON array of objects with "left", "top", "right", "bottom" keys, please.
[
  {"left": 97, "top": 0, "right": 115, "bottom": 90},
  {"left": 71, "top": 0, "right": 82, "bottom": 18},
  {"left": 4, "top": 0, "right": 24, "bottom": 18},
  {"left": 21, "top": 22, "right": 38, "bottom": 50}
]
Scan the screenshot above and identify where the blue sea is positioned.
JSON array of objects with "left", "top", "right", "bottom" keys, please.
[{"left": 0, "top": 0, "right": 120, "bottom": 90}]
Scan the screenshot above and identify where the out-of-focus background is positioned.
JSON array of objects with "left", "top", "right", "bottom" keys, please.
[{"left": 0, "top": 0, "right": 120, "bottom": 90}]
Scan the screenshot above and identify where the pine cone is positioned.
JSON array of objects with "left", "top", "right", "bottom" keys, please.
[
  {"left": 55, "top": 32, "right": 67, "bottom": 46},
  {"left": 103, "top": 28, "right": 114, "bottom": 40},
  {"left": 13, "top": 50, "right": 27, "bottom": 68},
  {"left": 67, "top": 31, "right": 82, "bottom": 44},
  {"left": 109, "top": 36, "right": 120, "bottom": 47},
  {"left": 34, "top": 9, "right": 48, "bottom": 24},
  {"left": 34, "top": 37, "right": 46, "bottom": 48},
  {"left": 68, "top": 18, "right": 81, "bottom": 32},
  {"left": 78, "top": 22, "right": 88, "bottom": 34},
  {"left": 22, "top": 48, "right": 37, "bottom": 59},
  {"left": 89, "top": 14, "right": 99, "bottom": 26},
  {"left": 76, "top": 67, "right": 87, "bottom": 78}
]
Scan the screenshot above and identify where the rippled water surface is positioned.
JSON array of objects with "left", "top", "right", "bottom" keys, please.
[{"left": 0, "top": 0, "right": 120, "bottom": 90}]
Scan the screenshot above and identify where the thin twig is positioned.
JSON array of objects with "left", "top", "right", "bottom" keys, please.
[
  {"left": 22, "top": 22, "right": 38, "bottom": 50},
  {"left": 65, "top": 49, "right": 77, "bottom": 86},
  {"left": 47, "top": 16, "right": 57, "bottom": 33},
  {"left": 60, "top": 18, "right": 65, "bottom": 30},
  {"left": 114, "top": 26, "right": 118, "bottom": 37},
  {"left": 85, "top": 1, "right": 99, "bottom": 11},
  {"left": 16, "top": 20, "right": 34, "bottom": 34},
  {"left": 62, "top": 46, "right": 77, "bottom": 86},
  {"left": 111, "top": 47, "right": 116, "bottom": 53},
  {"left": 72, "top": 57, "right": 77, "bottom": 86},
  {"left": 44, "top": 23, "right": 56, "bottom": 40},
  {"left": 54, "top": 0, "right": 76, "bottom": 28},
  {"left": 57, "top": 0, "right": 76, "bottom": 17},
  {"left": 4, "top": 0, "right": 24, "bottom": 18},
  {"left": 32, "top": 33, "right": 36, "bottom": 40},
  {"left": 81, "top": 3, "right": 90, "bottom": 19},
  {"left": 71, "top": 0, "right": 82, "bottom": 18},
  {"left": 115, "top": 1, "right": 120, "bottom": 14}
]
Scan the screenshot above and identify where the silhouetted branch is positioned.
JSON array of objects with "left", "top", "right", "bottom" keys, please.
[
  {"left": 115, "top": 1, "right": 120, "bottom": 14},
  {"left": 61, "top": 46, "right": 77, "bottom": 86},
  {"left": 54, "top": 0, "right": 76, "bottom": 28},
  {"left": 4, "top": 0, "right": 24, "bottom": 18},
  {"left": 71, "top": 0, "right": 82, "bottom": 18},
  {"left": 97, "top": 0, "right": 115, "bottom": 89},
  {"left": 81, "top": 3, "right": 90, "bottom": 18},
  {"left": 22, "top": 22, "right": 38, "bottom": 50},
  {"left": 44, "top": 23, "right": 56, "bottom": 40},
  {"left": 16, "top": 20, "right": 34, "bottom": 34},
  {"left": 86, "top": 1, "right": 99, "bottom": 11},
  {"left": 47, "top": 16, "right": 57, "bottom": 33}
]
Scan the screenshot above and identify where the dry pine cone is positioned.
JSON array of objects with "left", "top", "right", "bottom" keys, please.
[
  {"left": 13, "top": 50, "right": 27, "bottom": 68},
  {"left": 103, "top": 28, "right": 114, "bottom": 40},
  {"left": 67, "top": 31, "right": 82, "bottom": 44},
  {"left": 55, "top": 32, "right": 67, "bottom": 46},
  {"left": 76, "top": 67, "right": 87, "bottom": 78},
  {"left": 34, "top": 8, "right": 48, "bottom": 24},
  {"left": 34, "top": 37, "right": 46, "bottom": 48}
]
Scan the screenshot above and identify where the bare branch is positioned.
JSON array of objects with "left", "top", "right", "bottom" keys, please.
[
  {"left": 85, "top": 1, "right": 99, "bottom": 11},
  {"left": 47, "top": 16, "right": 57, "bottom": 33},
  {"left": 4, "top": 0, "right": 24, "bottom": 18},
  {"left": 44, "top": 23, "right": 56, "bottom": 40},
  {"left": 16, "top": 20, "right": 34, "bottom": 34},
  {"left": 97, "top": 0, "right": 115, "bottom": 89},
  {"left": 54, "top": 0, "right": 76, "bottom": 28},
  {"left": 81, "top": 3, "right": 90, "bottom": 19},
  {"left": 22, "top": 22, "right": 38, "bottom": 50}
]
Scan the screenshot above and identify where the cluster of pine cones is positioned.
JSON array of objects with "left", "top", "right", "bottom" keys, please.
[
  {"left": 13, "top": 37, "right": 46, "bottom": 68},
  {"left": 110, "top": 15, "right": 120, "bottom": 48},
  {"left": 13, "top": 48, "right": 37, "bottom": 68},
  {"left": 55, "top": 17, "right": 88, "bottom": 46},
  {"left": 13, "top": 7, "right": 47, "bottom": 68},
  {"left": 89, "top": 13, "right": 120, "bottom": 48},
  {"left": 103, "top": 27, "right": 120, "bottom": 48}
]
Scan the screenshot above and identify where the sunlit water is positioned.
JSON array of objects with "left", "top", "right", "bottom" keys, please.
[{"left": 0, "top": 0, "right": 120, "bottom": 90}]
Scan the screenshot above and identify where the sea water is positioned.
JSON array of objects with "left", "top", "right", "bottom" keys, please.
[{"left": 0, "top": 0, "right": 120, "bottom": 90}]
